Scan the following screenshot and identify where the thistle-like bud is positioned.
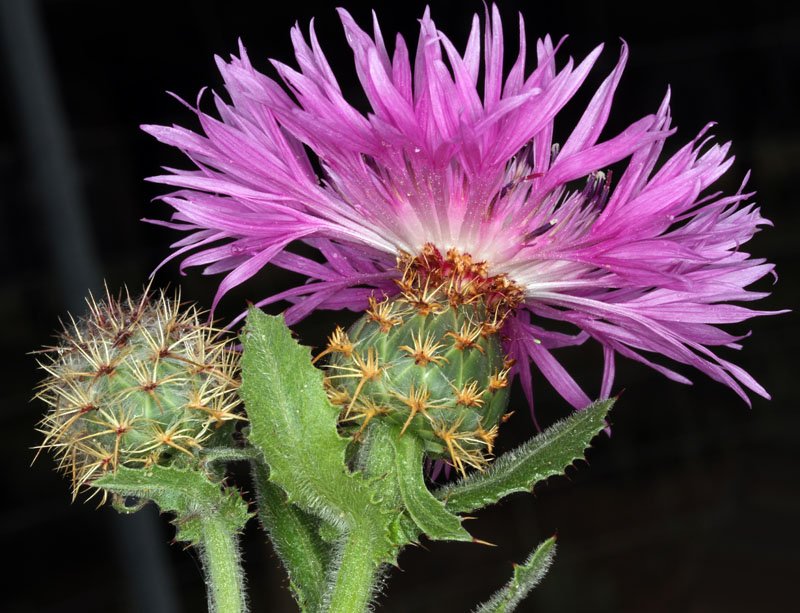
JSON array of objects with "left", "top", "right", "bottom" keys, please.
[
  {"left": 322, "top": 245, "right": 523, "bottom": 474},
  {"left": 34, "top": 286, "right": 242, "bottom": 498}
]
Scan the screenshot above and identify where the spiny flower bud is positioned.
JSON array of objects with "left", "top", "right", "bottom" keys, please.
[
  {"left": 322, "top": 245, "right": 522, "bottom": 475},
  {"left": 34, "top": 286, "right": 243, "bottom": 498}
]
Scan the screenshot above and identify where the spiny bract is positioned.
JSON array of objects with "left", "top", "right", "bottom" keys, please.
[
  {"left": 34, "top": 287, "right": 243, "bottom": 498},
  {"left": 323, "top": 246, "right": 521, "bottom": 474}
]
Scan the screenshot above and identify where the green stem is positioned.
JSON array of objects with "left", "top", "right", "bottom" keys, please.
[
  {"left": 327, "top": 425, "right": 395, "bottom": 612},
  {"left": 251, "top": 458, "right": 329, "bottom": 612},
  {"left": 326, "top": 526, "right": 380, "bottom": 613},
  {"left": 202, "top": 446, "right": 261, "bottom": 466},
  {"left": 200, "top": 516, "right": 247, "bottom": 613}
]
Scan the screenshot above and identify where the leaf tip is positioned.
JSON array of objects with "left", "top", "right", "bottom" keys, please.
[{"left": 472, "top": 537, "right": 497, "bottom": 547}]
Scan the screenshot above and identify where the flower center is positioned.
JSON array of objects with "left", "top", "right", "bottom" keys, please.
[{"left": 396, "top": 243, "right": 525, "bottom": 328}]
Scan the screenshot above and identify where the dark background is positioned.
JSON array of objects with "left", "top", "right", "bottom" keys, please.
[{"left": 2, "top": 0, "right": 797, "bottom": 611}]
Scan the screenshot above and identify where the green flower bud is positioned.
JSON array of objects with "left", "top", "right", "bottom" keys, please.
[
  {"left": 322, "top": 245, "right": 522, "bottom": 474},
  {"left": 34, "top": 287, "right": 243, "bottom": 498}
]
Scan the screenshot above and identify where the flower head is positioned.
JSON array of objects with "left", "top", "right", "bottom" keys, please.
[
  {"left": 144, "top": 6, "right": 778, "bottom": 421},
  {"left": 34, "top": 287, "right": 242, "bottom": 498}
]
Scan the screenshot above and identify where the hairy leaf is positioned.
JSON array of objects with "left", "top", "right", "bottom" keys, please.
[
  {"left": 473, "top": 537, "right": 557, "bottom": 612},
  {"left": 437, "top": 399, "right": 613, "bottom": 514},
  {"left": 390, "top": 425, "right": 471, "bottom": 542},
  {"left": 240, "top": 309, "right": 395, "bottom": 559},
  {"left": 95, "top": 465, "right": 251, "bottom": 545}
]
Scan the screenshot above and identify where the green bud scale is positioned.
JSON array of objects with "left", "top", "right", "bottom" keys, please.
[
  {"left": 34, "top": 287, "right": 243, "bottom": 498},
  {"left": 322, "top": 245, "right": 523, "bottom": 474}
]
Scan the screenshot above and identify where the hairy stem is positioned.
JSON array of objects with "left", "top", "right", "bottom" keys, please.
[
  {"left": 326, "top": 526, "right": 380, "bottom": 613},
  {"left": 200, "top": 517, "right": 247, "bottom": 613},
  {"left": 251, "top": 458, "right": 329, "bottom": 612}
]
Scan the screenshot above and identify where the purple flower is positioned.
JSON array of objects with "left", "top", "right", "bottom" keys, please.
[{"left": 144, "top": 6, "right": 779, "bottom": 417}]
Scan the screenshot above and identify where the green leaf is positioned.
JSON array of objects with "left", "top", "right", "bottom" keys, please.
[
  {"left": 354, "top": 422, "right": 400, "bottom": 506},
  {"left": 94, "top": 465, "right": 251, "bottom": 545},
  {"left": 473, "top": 537, "right": 557, "bottom": 613},
  {"left": 241, "top": 309, "right": 362, "bottom": 521},
  {"left": 239, "top": 309, "right": 395, "bottom": 559},
  {"left": 437, "top": 399, "right": 613, "bottom": 514},
  {"left": 251, "top": 459, "right": 329, "bottom": 613},
  {"left": 390, "top": 425, "right": 471, "bottom": 542}
]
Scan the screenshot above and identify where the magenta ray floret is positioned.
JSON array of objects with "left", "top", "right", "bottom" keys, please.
[{"left": 144, "top": 5, "right": 779, "bottom": 414}]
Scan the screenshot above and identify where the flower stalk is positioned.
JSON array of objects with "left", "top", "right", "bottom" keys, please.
[
  {"left": 325, "top": 527, "right": 383, "bottom": 613},
  {"left": 200, "top": 516, "right": 248, "bottom": 613}
]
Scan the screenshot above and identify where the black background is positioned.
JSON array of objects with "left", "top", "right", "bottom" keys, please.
[{"left": 2, "top": 0, "right": 798, "bottom": 611}]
